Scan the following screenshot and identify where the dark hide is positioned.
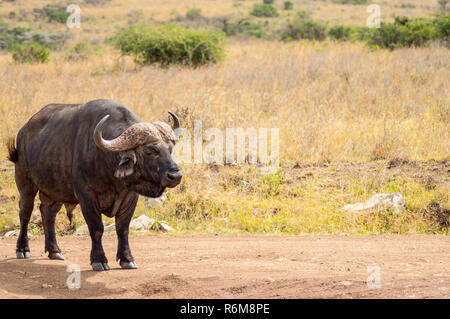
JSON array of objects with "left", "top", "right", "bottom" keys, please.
[{"left": 9, "top": 99, "right": 181, "bottom": 269}]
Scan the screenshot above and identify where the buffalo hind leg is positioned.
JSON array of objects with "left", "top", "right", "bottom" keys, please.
[
  {"left": 39, "top": 193, "right": 64, "bottom": 260},
  {"left": 78, "top": 197, "right": 109, "bottom": 271},
  {"left": 115, "top": 193, "right": 139, "bottom": 269},
  {"left": 16, "top": 183, "right": 38, "bottom": 259}
]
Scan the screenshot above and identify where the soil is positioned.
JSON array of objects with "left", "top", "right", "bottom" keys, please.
[{"left": 0, "top": 234, "right": 448, "bottom": 298}]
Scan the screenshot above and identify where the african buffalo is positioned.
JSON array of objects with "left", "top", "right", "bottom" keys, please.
[{"left": 6, "top": 99, "right": 182, "bottom": 271}]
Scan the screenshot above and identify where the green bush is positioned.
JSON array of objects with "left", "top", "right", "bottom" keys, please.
[
  {"left": 12, "top": 41, "right": 49, "bottom": 63},
  {"left": 48, "top": 11, "right": 70, "bottom": 24},
  {"left": 225, "top": 21, "right": 267, "bottom": 38},
  {"left": 186, "top": 8, "right": 202, "bottom": 20},
  {"left": 250, "top": 4, "right": 279, "bottom": 17},
  {"left": 328, "top": 25, "right": 353, "bottom": 41},
  {"left": 281, "top": 14, "right": 327, "bottom": 41},
  {"left": 263, "top": 0, "right": 275, "bottom": 4},
  {"left": 111, "top": 24, "right": 226, "bottom": 67},
  {"left": 43, "top": 4, "right": 70, "bottom": 24},
  {"left": 284, "top": 1, "right": 294, "bottom": 10},
  {"left": 433, "top": 14, "right": 450, "bottom": 43},
  {"left": 365, "top": 17, "right": 436, "bottom": 49}
]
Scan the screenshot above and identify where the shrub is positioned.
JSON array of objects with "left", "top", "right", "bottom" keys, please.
[
  {"left": 250, "top": 4, "right": 279, "bottom": 17},
  {"left": 48, "top": 11, "right": 70, "bottom": 24},
  {"left": 12, "top": 41, "right": 49, "bottom": 63},
  {"left": 365, "top": 17, "right": 436, "bottom": 49},
  {"left": 111, "top": 24, "right": 226, "bottom": 67},
  {"left": 433, "top": 14, "right": 450, "bottom": 43},
  {"left": 65, "top": 41, "right": 100, "bottom": 60},
  {"left": 263, "top": 0, "right": 275, "bottom": 4},
  {"left": 328, "top": 25, "right": 353, "bottom": 41},
  {"left": 186, "top": 8, "right": 202, "bottom": 20},
  {"left": 225, "top": 21, "right": 267, "bottom": 38},
  {"left": 437, "top": 0, "right": 448, "bottom": 11},
  {"left": 284, "top": 1, "right": 294, "bottom": 10},
  {"left": 43, "top": 4, "right": 70, "bottom": 24},
  {"left": 281, "top": 14, "right": 327, "bottom": 41}
]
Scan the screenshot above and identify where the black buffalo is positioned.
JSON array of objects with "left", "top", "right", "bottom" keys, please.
[{"left": 7, "top": 99, "right": 182, "bottom": 271}]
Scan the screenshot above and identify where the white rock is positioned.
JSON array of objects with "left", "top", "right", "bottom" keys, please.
[
  {"left": 129, "top": 215, "right": 154, "bottom": 231},
  {"left": 157, "top": 222, "right": 174, "bottom": 232},
  {"left": 30, "top": 209, "right": 42, "bottom": 225},
  {"left": 339, "top": 280, "right": 353, "bottom": 287},
  {"left": 342, "top": 193, "right": 405, "bottom": 214},
  {"left": 74, "top": 225, "right": 88, "bottom": 236},
  {"left": 74, "top": 221, "right": 111, "bottom": 235},
  {"left": 4, "top": 230, "right": 19, "bottom": 237},
  {"left": 103, "top": 224, "right": 116, "bottom": 233},
  {"left": 146, "top": 194, "right": 166, "bottom": 208}
]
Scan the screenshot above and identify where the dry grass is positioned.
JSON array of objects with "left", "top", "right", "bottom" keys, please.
[
  {"left": 0, "top": 0, "right": 442, "bottom": 39},
  {"left": 0, "top": 0, "right": 448, "bottom": 234},
  {"left": 1, "top": 41, "right": 448, "bottom": 162}
]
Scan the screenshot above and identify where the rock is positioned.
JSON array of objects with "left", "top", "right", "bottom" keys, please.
[
  {"left": 146, "top": 194, "right": 166, "bottom": 208},
  {"left": 74, "top": 220, "right": 113, "bottom": 235},
  {"left": 103, "top": 224, "right": 116, "bottom": 233},
  {"left": 129, "top": 215, "right": 154, "bottom": 231},
  {"left": 41, "top": 283, "right": 53, "bottom": 288},
  {"left": 4, "top": 230, "right": 19, "bottom": 237},
  {"left": 157, "top": 222, "right": 174, "bottom": 232},
  {"left": 342, "top": 193, "right": 405, "bottom": 214},
  {"left": 30, "top": 209, "right": 42, "bottom": 225},
  {"left": 74, "top": 225, "right": 88, "bottom": 236},
  {"left": 339, "top": 280, "right": 353, "bottom": 287}
]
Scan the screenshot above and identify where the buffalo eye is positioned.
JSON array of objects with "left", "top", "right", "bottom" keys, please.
[{"left": 144, "top": 145, "right": 159, "bottom": 156}]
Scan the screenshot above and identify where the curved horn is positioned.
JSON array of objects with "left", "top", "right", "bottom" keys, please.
[
  {"left": 93, "top": 115, "right": 114, "bottom": 152},
  {"left": 168, "top": 111, "right": 180, "bottom": 130},
  {"left": 93, "top": 115, "right": 160, "bottom": 152}
]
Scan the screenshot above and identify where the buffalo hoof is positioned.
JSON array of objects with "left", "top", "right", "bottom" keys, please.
[
  {"left": 16, "top": 251, "right": 30, "bottom": 259},
  {"left": 48, "top": 252, "right": 65, "bottom": 260},
  {"left": 92, "top": 262, "right": 110, "bottom": 271},
  {"left": 120, "top": 261, "right": 138, "bottom": 269}
]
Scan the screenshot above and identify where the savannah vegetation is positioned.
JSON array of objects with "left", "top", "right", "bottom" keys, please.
[{"left": 0, "top": 0, "right": 448, "bottom": 235}]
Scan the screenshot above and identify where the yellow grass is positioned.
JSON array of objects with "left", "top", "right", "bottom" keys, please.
[
  {"left": 0, "top": 0, "right": 448, "bottom": 234},
  {"left": 1, "top": 41, "right": 448, "bottom": 163}
]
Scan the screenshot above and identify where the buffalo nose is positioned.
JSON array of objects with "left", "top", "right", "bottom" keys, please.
[{"left": 166, "top": 170, "right": 182, "bottom": 184}]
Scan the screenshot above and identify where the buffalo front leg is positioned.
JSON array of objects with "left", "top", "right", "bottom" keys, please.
[
  {"left": 16, "top": 183, "right": 37, "bottom": 259},
  {"left": 39, "top": 193, "right": 64, "bottom": 260},
  {"left": 78, "top": 199, "right": 109, "bottom": 271},
  {"left": 115, "top": 193, "right": 139, "bottom": 269}
]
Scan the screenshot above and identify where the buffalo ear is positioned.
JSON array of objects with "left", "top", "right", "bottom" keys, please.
[{"left": 114, "top": 150, "right": 136, "bottom": 178}]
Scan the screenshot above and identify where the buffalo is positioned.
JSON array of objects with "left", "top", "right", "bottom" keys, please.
[{"left": 6, "top": 99, "right": 182, "bottom": 271}]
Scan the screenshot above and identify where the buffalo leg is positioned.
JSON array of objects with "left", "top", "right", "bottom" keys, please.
[
  {"left": 39, "top": 193, "right": 64, "bottom": 260},
  {"left": 16, "top": 182, "right": 38, "bottom": 259},
  {"left": 78, "top": 198, "right": 109, "bottom": 271},
  {"left": 115, "top": 193, "right": 139, "bottom": 269}
]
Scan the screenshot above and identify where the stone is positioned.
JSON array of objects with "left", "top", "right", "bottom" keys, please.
[
  {"left": 30, "top": 209, "right": 42, "bottom": 225},
  {"left": 146, "top": 194, "right": 166, "bottom": 208},
  {"left": 129, "top": 215, "right": 154, "bottom": 231},
  {"left": 342, "top": 192, "right": 405, "bottom": 214},
  {"left": 103, "top": 224, "right": 116, "bottom": 233},
  {"left": 74, "top": 220, "right": 112, "bottom": 235},
  {"left": 74, "top": 225, "right": 88, "bottom": 236},
  {"left": 157, "top": 222, "right": 174, "bottom": 232}
]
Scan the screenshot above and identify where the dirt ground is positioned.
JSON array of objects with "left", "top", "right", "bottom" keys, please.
[{"left": 0, "top": 234, "right": 449, "bottom": 299}]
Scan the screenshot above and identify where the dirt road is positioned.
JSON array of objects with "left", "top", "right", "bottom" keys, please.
[{"left": 0, "top": 234, "right": 448, "bottom": 298}]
